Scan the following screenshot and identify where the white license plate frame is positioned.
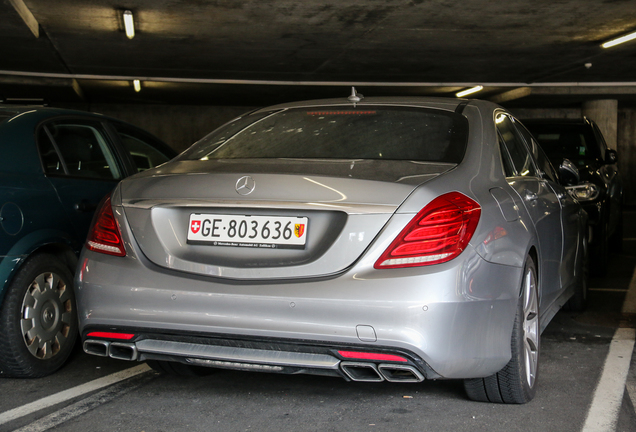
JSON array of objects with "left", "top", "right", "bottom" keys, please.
[{"left": 187, "top": 214, "right": 308, "bottom": 249}]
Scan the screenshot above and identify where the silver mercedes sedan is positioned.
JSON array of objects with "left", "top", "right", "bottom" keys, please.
[{"left": 76, "top": 94, "right": 587, "bottom": 404}]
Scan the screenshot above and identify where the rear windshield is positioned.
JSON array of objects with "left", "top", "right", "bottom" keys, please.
[
  {"left": 179, "top": 106, "right": 468, "bottom": 164},
  {"left": 525, "top": 124, "right": 602, "bottom": 165}
]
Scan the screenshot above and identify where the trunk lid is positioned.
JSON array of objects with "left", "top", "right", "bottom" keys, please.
[{"left": 120, "top": 159, "right": 454, "bottom": 279}]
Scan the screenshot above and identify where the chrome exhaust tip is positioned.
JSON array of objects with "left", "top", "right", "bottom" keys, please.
[
  {"left": 83, "top": 340, "right": 110, "bottom": 357},
  {"left": 378, "top": 364, "right": 424, "bottom": 382},
  {"left": 108, "top": 342, "right": 138, "bottom": 361},
  {"left": 340, "top": 362, "right": 384, "bottom": 382}
]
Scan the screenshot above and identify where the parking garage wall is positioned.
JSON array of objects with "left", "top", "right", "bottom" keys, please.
[
  {"left": 70, "top": 104, "right": 258, "bottom": 153},
  {"left": 618, "top": 109, "right": 636, "bottom": 206}
]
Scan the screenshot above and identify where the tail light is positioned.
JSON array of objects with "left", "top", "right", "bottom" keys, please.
[
  {"left": 374, "top": 192, "right": 481, "bottom": 269},
  {"left": 338, "top": 350, "right": 408, "bottom": 362},
  {"left": 86, "top": 194, "right": 126, "bottom": 257},
  {"left": 86, "top": 331, "right": 135, "bottom": 340}
]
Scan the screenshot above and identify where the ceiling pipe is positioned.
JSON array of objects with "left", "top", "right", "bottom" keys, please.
[
  {"left": 1, "top": 69, "right": 636, "bottom": 88},
  {"left": 8, "top": 0, "right": 39, "bottom": 38}
]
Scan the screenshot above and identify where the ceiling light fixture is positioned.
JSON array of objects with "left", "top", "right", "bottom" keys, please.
[
  {"left": 123, "top": 10, "right": 135, "bottom": 39},
  {"left": 133, "top": 80, "right": 141, "bottom": 92},
  {"left": 456, "top": 86, "right": 483, "bottom": 98},
  {"left": 602, "top": 31, "right": 636, "bottom": 48}
]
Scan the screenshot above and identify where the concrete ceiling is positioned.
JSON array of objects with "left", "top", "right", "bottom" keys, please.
[{"left": 1, "top": 0, "right": 636, "bottom": 108}]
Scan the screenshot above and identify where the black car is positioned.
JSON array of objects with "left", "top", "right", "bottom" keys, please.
[{"left": 523, "top": 118, "right": 622, "bottom": 275}]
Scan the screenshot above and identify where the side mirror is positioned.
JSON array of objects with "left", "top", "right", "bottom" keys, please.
[
  {"left": 605, "top": 149, "right": 617, "bottom": 164},
  {"left": 559, "top": 159, "right": 580, "bottom": 186}
]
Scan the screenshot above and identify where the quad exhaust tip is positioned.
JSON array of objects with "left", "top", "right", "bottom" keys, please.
[
  {"left": 340, "top": 361, "right": 425, "bottom": 383},
  {"left": 83, "top": 339, "right": 138, "bottom": 361},
  {"left": 341, "top": 361, "right": 384, "bottom": 382},
  {"left": 83, "top": 340, "right": 109, "bottom": 357},
  {"left": 378, "top": 364, "right": 425, "bottom": 382}
]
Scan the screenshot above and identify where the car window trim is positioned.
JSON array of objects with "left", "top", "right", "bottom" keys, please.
[
  {"left": 495, "top": 111, "right": 541, "bottom": 180},
  {"left": 511, "top": 116, "right": 559, "bottom": 183},
  {"left": 506, "top": 115, "right": 541, "bottom": 179},
  {"left": 41, "top": 124, "right": 70, "bottom": 175},
  {"left": 104, "top": 121, "right": 176, "bottom": 173},
  {"left": 497, "top": 130, "right": 517, "bottom": 178},
  {"left": 36, "top": 115, "right": 129, "bottom": 180},
  {"left": 102, "top": 121, "right": 138, "bottom": 176},
  {"left": 41, "top": 171, "right": 126, "bottom": 183},
  {"left": 591, "top": 122, "right": 607, "bottom": 161}
]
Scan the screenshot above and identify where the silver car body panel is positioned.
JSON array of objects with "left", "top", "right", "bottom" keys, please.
[
  {"left": 76, "top": 97, "right": 586, "bottom": 380},
  {"left": 77, "top": 244, "right": 520, "bottom": 379}
]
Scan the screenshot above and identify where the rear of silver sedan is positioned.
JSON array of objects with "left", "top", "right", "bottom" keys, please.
[{"left": 76, "top": 98, "right": 534, "bottom": 401}]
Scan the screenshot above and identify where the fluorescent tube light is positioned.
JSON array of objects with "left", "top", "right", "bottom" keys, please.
[
  {"left": 123, "top": 10, "right": 135, "bottom": 39},
  {"left": 133, "top": 80, "right": 141, "bottom": 92},
  {"left": 602, "top": 31, "right": 636, "bottom": 48},
  {"left": 456, "top": 86, "right": 483, "bottom": 98}
]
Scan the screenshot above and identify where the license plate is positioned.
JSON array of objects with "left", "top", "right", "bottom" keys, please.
[{"left": 187, "top": 214, "right": 308, "bottom": 249}]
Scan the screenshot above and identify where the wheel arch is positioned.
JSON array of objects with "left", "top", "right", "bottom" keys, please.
[
  {"left": 526, "top": 245, "right": 539, "bottom": 296},
  {"left": 527, "top": 247, "right": 538, "bottom": 280},
  {"left": 0, "top": 236, "right": 78, "bottom": 308}
]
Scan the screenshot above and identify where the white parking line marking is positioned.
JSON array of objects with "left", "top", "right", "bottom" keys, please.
[
  {"left": 581, "top": 327, "right": 636, "bottom": 432},
  {"left": 582, "top": 262, "right": 636, "bottom": 431},
  {"left": 11, "top": 371, "right": 156, "bottom": 432},
  {"left": 0, "top": 363, "right": 150, "bottom": 426}
]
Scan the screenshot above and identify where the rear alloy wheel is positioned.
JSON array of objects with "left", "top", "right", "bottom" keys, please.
[
  {"left": 0, "top": 253, "right": 78, "bottom": 377},
  {"left": 464, "top": 257, "right": 540, "bottom": 404}
]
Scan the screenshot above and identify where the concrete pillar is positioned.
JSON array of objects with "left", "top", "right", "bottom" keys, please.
[
  {"left": 582, "top": 100, "right": 618, "bottom": 150},
  {"left": 617, "top": 109, "right": 635, "bottom": 205}
]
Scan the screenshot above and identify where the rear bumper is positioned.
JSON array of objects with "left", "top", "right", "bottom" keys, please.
[
  {"left": 82, "top": 330, "right": 434, "bottom": 382},
  {"left": 76, "top": 246, "right": 521, "bottom": 380}
]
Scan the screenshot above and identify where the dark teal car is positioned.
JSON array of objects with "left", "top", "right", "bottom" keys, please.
[{"left": 0, "top": 106, "right": 176, "bottom": 377}]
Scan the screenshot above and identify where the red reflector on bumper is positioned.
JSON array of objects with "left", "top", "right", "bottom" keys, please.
[
  {"left": 86, "top": 332, "right": 135, "bottom": 340},
  {"left": 338, "top": 350, "right": 408, "bottom": 362}
]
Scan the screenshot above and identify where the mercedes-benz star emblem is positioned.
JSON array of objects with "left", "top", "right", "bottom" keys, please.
[{"left": 235, "top": 176, "right": 256, "bottom": 196}]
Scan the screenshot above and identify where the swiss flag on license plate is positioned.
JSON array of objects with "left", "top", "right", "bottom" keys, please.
[{"left": 191, "top": 220, "right": 201, "bottom": 234}]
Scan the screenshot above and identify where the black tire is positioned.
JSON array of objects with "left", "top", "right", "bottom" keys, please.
[
  {"left": 464, "top": 257, "right": 540, "bottom": 404},
  {"left": 146, "top": 360, "right": 214, "bottom": 376},
  {"left": 0, "top": 253, "right": 78, "bottom": 377}
]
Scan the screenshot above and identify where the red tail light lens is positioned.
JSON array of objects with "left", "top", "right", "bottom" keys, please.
[
  {"left": 86, "top": 194, "right": 126, "bottom": 257},
  {"left": 374, "top": 192, "right": 481, "bottom": 269},
  {"left": 86, "top": 332, "right": 135, "bottom": 340},
  {"left": 338, "top": 350, "right": 408, "bottom": 362}
]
